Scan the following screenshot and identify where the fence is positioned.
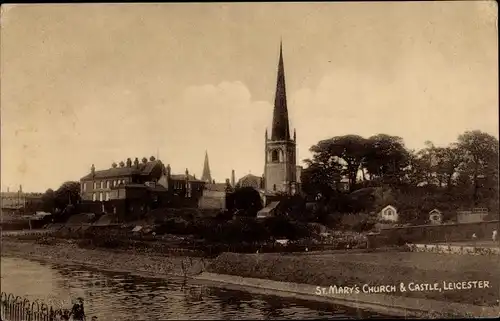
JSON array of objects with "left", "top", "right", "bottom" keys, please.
[
  {"left": 367, "top": 220, "right": 500, "bottom": 248},
  {"left": 0, "top": 292, "right": 91, "bottom": 321}
]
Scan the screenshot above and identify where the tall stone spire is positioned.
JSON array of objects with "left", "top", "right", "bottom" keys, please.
[
  {"left": 201, "top": 150, "right": 212, "bottom": 183},
  {"left": 271, "top": 40, "right": 291, "bottom": 141}
]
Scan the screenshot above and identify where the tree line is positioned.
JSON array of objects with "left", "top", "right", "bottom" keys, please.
[{"left": 301, "top": 130, "right": 499, "bottom": 223}]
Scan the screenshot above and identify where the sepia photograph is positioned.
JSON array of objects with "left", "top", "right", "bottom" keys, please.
[{"left": 1, "top": 2, "right": 499, "bottom": 320}]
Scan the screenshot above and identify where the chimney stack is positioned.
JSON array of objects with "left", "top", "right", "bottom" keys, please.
[
  {"left": 134, "top": 157, "right": 140, "bottom": 168},
  {"left": 91, "top": 164, "right": 96, "bottom": 175},
  {"left": 231, "top": 169, "right": 236, "bottom": 187}
]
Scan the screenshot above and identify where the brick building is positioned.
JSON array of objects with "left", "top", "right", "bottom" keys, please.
[{"left": 79, "top": 156, "right": 205, "bottom": 220}]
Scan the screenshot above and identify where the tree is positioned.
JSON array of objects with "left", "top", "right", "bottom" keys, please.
[
  {"left": 54, "top": 181, "right": 81, "bottom": 211},
  {"left": 226, "top": 187, "right": 263, "bottom": 217},
  {"left": 310, "top": 135, "right": 368, "bottom": 189},
  {"left": 301, "top": 160, "right": 341, "bottom": 201},
  {"left": 364, "top": 134, "right": 410, "bottom": 185},
  {"left": 456, "top": 131, "right": 499, "bottom": 206},
  {"left": 41, "top": 188, "right": 56, "bottom": 212}
]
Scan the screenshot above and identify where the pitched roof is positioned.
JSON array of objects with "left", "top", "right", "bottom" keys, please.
[
  {"left": 204, "top": 183, "right": 227, "bottom": 192},
  {"left": 237, "top": 174, "right": 262, "bottom": 188},
  {"left": 170, "top": 174, "right": 200, "bottom": 181},
  {"left": 257, "top": 201, "right": 280, "bottom": 216},
  {"left": 80, "top": 160, "right": 163, "bottom": 180}
]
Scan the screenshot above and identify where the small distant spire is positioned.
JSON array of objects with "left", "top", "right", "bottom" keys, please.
[{"left": 201, "top": 150, "right": 212, "bottom": 183}]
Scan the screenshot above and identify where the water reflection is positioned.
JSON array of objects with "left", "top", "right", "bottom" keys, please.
[{"left": 1, "top": 257, "right": 392, "bottom": 320}]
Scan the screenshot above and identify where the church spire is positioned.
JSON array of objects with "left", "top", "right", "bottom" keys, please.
[
  {"left": 271, "top": 40, "right": 291, "bottom": 141},
  {"left": 201, "top": 150, "right": 212, "bottom": 183}
]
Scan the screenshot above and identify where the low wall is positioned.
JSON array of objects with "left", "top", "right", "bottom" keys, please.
[
  {"left": 206, "top": 251, "right": 499, "bottom": 307},
  {"left": 369, "top": 220, "right": 499, "bottom": 246}
]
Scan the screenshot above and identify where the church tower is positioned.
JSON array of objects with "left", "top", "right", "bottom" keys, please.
[
  {"left": 264, "top": 42, "right": 297, "bottom": 195},
  {"left": 201, "top": 150, "right": 213, "bottom": 183}
]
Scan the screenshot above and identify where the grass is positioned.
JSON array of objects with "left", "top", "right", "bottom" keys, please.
[{"left": 207, "top": 251, "right": 500, "bottom": 307}]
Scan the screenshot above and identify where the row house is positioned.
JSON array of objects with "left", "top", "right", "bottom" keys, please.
[{"left": 79, "top": 156, "right": 205, "bottom": 220}]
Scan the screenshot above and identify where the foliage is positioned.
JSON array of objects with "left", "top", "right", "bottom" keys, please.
[
  {"left": 226, "top": 187, "right": 263, "bottom": 217},
  {"left": 301, "top": 130, "right": 499, "bottom": 225}
]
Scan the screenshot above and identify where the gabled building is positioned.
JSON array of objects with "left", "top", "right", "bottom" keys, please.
[{"left": 79, "top": 156, "right": 205, "bottom": 220}]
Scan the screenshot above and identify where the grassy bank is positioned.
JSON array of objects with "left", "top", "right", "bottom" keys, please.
[
  {"left": 207, "top": 251, "right": 500, "bottom": 306},
  {"left": 1, "top": 239, "right": 209, "bottom": 278}
]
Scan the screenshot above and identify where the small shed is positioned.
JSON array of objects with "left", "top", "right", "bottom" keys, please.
[
  {"left": 378, "top": 205, "right": 399, "bottom": 222},
  {"left": 428, "top": 209, "right": 443, "bottom": 225},
  {"left": 257, "top": 201, "right": 280, "bottom": 219}
]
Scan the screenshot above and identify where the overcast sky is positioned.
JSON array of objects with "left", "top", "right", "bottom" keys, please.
[{"left": 1, "top": 2, "right": 498, "bottom": 192}]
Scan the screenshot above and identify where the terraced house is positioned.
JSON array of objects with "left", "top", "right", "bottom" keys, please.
[{"left": 79, "top": 156, "right": 205, "bottom": 220}]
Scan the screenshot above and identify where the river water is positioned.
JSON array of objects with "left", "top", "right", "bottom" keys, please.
[{"left": 1, "top": 257, "right": 391, "bottom": 320}]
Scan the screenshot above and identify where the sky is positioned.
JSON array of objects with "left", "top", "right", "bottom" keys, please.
[{"left": 1, "top": 2, "right": 498, "bottom": 193}]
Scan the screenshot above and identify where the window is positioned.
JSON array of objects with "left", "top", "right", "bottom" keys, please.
[
  {"left": 100, "top": 181, "right": 104, "bottom": 189},
  {"left": 92, "top": 193, "right": 96, "bottom": 202},
  {"left": 114, "top": 180, "right": 117, "bottom": 187},
  {"left": 93, "top": 182, "right": 97, "bottom": 190},
  {"left": 82, "top": 183, "right": 87, "bottom": 192},
  {"left": 186, "top": 183, "right": 192, "bottom": 197},
  {"left": 105, "top": 192, "right": 110, "bottom": 201},
  {"left": 271, "top": 150, "right": 280, "bottom": 162},
  {"left": 106, "top": 181, "right": 110, "bottom": 189},
  {"left": 99, "top": 192, "right": 103, "bottom": 202}
]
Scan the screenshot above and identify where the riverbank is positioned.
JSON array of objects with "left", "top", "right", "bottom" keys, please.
[
  {"left": 1, "top": 239, "right": 208, "bottom": 277},
  {"left": 2, "top": 239, "right": 499, "bottom": 318}
]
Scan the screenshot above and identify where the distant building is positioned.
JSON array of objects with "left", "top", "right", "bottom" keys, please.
[
  {"left": 429, "top": 209, "right": 443, "bottom": 225},
  {"left": 378, "top": 205, "right": 399, "bottom": 222},
  {"left": 1, "top": 186, "right": 43, "bottom": 214},
  {"left": 237, "top": 174, "right": 263, "bottom": 190},
  {"left": 456, "top": 208, "right": 488, "bottom": 224},
  {"left": 79, "top": 156, "right": 205, "bottom": 220},
  {"left": 198, "top": 180, "right": 232, "bottom": 210}
]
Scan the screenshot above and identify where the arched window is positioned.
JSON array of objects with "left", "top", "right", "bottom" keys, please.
[
  {"left": 92, "top": 193, "right": 96, "bottom": 202},
  {"left": 99, "top": 192, "right": 103, "bottom": 202},
  {"left": 271, "top": 150, "right": 280, "bottom": 162}
]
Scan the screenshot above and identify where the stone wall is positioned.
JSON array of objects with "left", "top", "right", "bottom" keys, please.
[{"left": 367, "top": 220, "right": 499, "bottom": 247}]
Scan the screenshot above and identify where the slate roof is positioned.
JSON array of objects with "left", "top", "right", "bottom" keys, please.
[
  {"left": 237, "top": 174, "right": 262, "bottom": 189},
  {"left": 80, "top": 160, "right": 163, "bottom": 180},
  {"left": 204, "top": 183, "right": 228, "bottom": 192},
  {"left": 170, "top": 174, "right": 200, "bottom": 181}
]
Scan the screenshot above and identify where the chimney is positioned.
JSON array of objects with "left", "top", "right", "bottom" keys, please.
[
  {"left": 134, "top": 157, "right": 140, "bottom": 168},
  {"left": 126, "top": 158, "right": 132, "bottom": 167},
  {"left": 231, "top": 169, "right": 235, "bottom": 187},
  {"left": 185, "top": 168, "right": 189, "bottom": 179},
  {"left": 91, "top": 164, "right": 96, "bottom": 175}
]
